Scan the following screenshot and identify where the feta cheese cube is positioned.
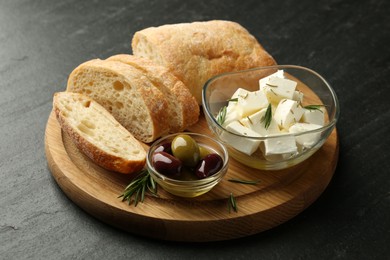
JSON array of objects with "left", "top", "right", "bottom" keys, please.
[
  {"left": 222, "top": 102, "right": 240, "bottom": 127},
  {"left": 229, "top": 88, "right": 242, "bottom": 100},
  {"left": 301, "top": 108, "right": 325, "bottom": 126},
  {"left": 274, "top": 99, "right": 305, "bottom": 129},
  {"left": 289, "top": 123, "right": 322, "bottom": 147},
  {"left": 222, "top": 121, "right": 261, "bottom": 155},
  {"left": 261, "top": 77, "right": 297, "bottom": 104},
  {"left": 259, "top": 70, "right": 285, "bottom": 89},
  {"left": 240, "top": 108, "right": 281, "bottom": 136},
  {"left": 234, "top": 89, "right": 269, "bottom": 118},
  {"left": 259, "top": 142, "right": 297, "bottom": 161},
  {"left": 292, "top": 90, "right": 304, "bottom": 103},
  {"left": 263, "top": 135, "right": 298, "bottom": 155}
]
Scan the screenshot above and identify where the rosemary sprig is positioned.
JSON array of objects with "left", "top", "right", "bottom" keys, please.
[
  {"left": 216, "top": 106, "right": 227, "bottom": 125},
  {"left": 303, "top": 104, "right": 325, "bottom": 113},
  {"left": 260, "top": 103, "right": 272, "bottom": 129},
  {"left": 118, "top": 169, "right": 158, "bottom": 206},
  {"left": 228, "top": 193, "right": 238, "bottom": 213},
  {"left": 228, "top": 179, "right": 261, "bottom": 185}
]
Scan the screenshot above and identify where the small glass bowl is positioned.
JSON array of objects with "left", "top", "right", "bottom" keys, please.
[
  {"left": 202, "top": 65, "right": 339, "bottom": 170},
  {"left": 146, "top": 133, "right": 229, "bottom": 198}
]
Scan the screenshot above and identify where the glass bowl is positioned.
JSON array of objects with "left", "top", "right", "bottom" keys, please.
[
  {"left": 146, "top": 133, "right": 229, "bottom": 197},
  {"left": 202, "top": 65, "right": 339, "bottom": 170}
]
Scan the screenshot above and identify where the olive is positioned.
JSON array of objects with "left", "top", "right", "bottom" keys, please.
[
  {"left": 152, "top": 151, "right": 182, "bottom": 177},
  {"left": 178, "top": 168, "right": 199, "bottom": 181},
  {"left": 199, "top": 145, "right": 211, "bottom": 159},
  {"left": 154, "top": 142, "right": 172, "bottom": 154},
  {"left": 195, "top": 153, "right": 223, "bottom": 179},
  {"left": 171, "top": 134, "right": 200, "bottom": 168}
]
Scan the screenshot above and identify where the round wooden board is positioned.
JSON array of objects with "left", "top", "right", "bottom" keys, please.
[{"left": 45, "top": 110, "right": 338, "bottom": 242}]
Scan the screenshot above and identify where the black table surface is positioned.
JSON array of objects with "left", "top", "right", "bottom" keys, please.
[{"left": 1, "top": 0, "right": 389, "bottom": 259}]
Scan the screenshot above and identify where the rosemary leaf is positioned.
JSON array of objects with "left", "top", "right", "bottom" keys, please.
[
  {"left": 227, "top": 98, "right": 238, "bottom": 102},
  {"left": 266, "top": 83, "right": 278, "bottom": 87},
  {"left": 147, "top": 181, "right": 158, "bottom": 196},
  {"left": 228, "top": 179, "right": 261, "bottom": 185},
  {"left": 240, "top": 93, "right": 248, "bottom": 99},
  {"left": 260, "top": 103, "right": 272, "bottom": 129},
  {"left": 134, "top": 189, "right": 140, "bottom": 207},
  {"left": 147, "top": 176, "right": 157, "bottom": 194},
  {"left": 141, "top": 184, "right": 146, "bottom": 202},
  {"left": 303, "top": 104, "right": 325, "bottom": 113},
  {"left": 229, "top": 193, "right": 238, "bottom": 213},
  {"left": 270, "top": 88, "right": 278, "bottom": 96},
  {"left": 216, "top": 106, "right": 227, "bottom": 125}
]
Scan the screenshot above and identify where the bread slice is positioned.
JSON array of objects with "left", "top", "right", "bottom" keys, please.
[
  {"left": 53, "top": 92, "right": 146, "bottom": 174},
  {"left": 106, "top": 54, "right": 199, "bottom": 132},
  {"left": 132, "top": 20, "right": 277, "bottom": 104},
  {"left": 66, "top": 59, "right": 169, "bottom": 143}
]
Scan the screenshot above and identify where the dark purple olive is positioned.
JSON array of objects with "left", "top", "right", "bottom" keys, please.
[
  {"left": 195, "top": 153, "right": 223, "bottom": 179},
  {"left": 154, "top": 142, "right": 172, "bottom": 154},
  {"left": 152, "top": 151, "right": 182, "bottom": 177}
]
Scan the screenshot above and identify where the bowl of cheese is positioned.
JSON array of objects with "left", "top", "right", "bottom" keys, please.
[{"left": 202, "top": 65, "right": 339, "bottom": 170}]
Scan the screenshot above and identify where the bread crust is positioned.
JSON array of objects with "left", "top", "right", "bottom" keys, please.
[
  {"left": 53, "top": 92, "right": 146, "bottom": 174},
  {"left": 67, "top": 59, "right": 170, "bottom": 143},
  {"left": 107, "top": 54, "right": 199, "bottom": 132},
  {"left": 132, "top": 20, "right": 277, "bottom": 104}
]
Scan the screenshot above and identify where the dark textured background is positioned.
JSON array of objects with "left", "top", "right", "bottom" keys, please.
[{"left": 1, "top": 0, "right": 389, "bottom": 259}]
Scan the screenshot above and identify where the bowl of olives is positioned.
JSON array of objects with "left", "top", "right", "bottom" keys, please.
[{"left": 146, "top": 133, "right": 229, "bottom": 198}]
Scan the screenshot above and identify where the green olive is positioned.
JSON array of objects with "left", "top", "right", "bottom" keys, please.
[
  {"left": 171, "top": 134, "right": 200, "bottom": 168},
  {"left": 178, "top": 168, "right": 199, "bottom": 181},
  {"left": 199, "top": 145, "right": 211, "bottom": 159}
]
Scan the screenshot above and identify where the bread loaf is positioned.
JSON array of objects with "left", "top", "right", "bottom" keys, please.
[
  {"left": 53, "top": 92, "right": 146, "bottom": 174},
  {"left": 132, "top": 20, "right": 277, "bottom": 104},
  {"left": 66, "top": 59, "right": 170, "bottom": 143},
  {"left": 106, "top": 54, "right": 199, "bottom": 132}
]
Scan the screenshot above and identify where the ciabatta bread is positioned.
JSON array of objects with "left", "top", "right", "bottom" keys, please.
[
  {"left": 106, "top": 54, "right": 199, "bottom": 132},
  {"left": 66, "top": 59, "right": 169, "bottom": 143},
  {"left": 53, "top": 92, "right": 146, "bottom": 174},
  {"left": 132, "top": 20, "right": 277, "bottom": 104}
]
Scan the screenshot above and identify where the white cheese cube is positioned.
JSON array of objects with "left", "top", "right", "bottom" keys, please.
[
  {"left": 274, "top": 99, "right": 305, "bottom": 129},
  {"left": 220, "top": 88, "right": 243, "bottom": 126},
  {"left": 263, "top": 135, "right": 297, "bottom": 155},
  {"left": 261, "top": 77, "right": 297, "bottom": 104},
  {"left": 289, "top": 123, "right": 322, "bottom": 147},
  {"left": 240, "top": 108, "right": 281, "bottom": 136},
  {"left": 292, "top": 90, "right": 304, "bottom": 103},
  {"left": 222, "top": 102, "right": 240, "bottom": 127},
  {"left": 301, "top": 108, "right": 325, "bottom": 126},
  {"left": 259, "top": 70, "right": 285, "bottom": 89},
  {"left": 235, "top": 89, "right": 269, "bottom": 118},
  {"left": 222, "top": 121, "right": 261, "bottom": 155},
  {"left": 259, "top": 143, "right": 297, "bottom": 161},
  {"left": 228, "top": 88, "right": 248, "bottom": 119},
  {"left": 230, "top": 88, "right": 243, "bottom": 100}
]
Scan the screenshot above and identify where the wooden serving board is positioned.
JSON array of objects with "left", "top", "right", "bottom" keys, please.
[{"left": 45, "top": 109, "right": 338, "bottom": 242}]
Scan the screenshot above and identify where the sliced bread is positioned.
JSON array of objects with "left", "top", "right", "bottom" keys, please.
[
  {"left": 66, "top": 59, "right": 169, "bottom": 143},
  {"left": 53, "top": 92, "right": 146, "bottom": 174},
  {"left": 106, "top": 54, "right": 199, "bottom": 132}
]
